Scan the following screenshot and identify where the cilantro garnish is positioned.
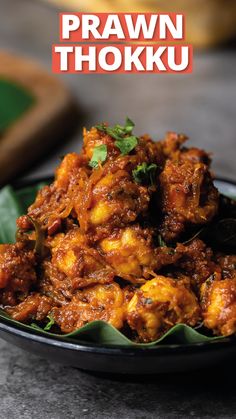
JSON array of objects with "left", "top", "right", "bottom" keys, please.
[
  {"left": 89, "top": 144, "right": 108, "bottom": 168},
  {"left": 115, "top": 136, "right": 138, "bottom": 155},
  {"left": 95, "top": 117, "right": 138, "bottom": 155},
  {"left": 132, "top": 162, "right": 157, "bottom": 186}
]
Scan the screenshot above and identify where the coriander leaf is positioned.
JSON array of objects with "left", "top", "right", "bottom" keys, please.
[
  {"left": 89, "top": 144, "right": 107, "bottom": 168},
  {"left": 115, "top": 136, "right": 138, "bottom": 155},
  {"left": 106, "top": 126, "right": 122, "bottom": 141},
  {"left": 95, "top": 118, "right": 138, "bottom": 154},
  {"left": 124, "top": 117, "right": 135, "bottom": 134},
  {"left": 95, "top": 123, "right": 108, "bottom": 135},
  {"left": 96, "top": 118, "right": 135, "bottom": 139},
  {"left": 132, "top": 163, "right": 157, "bottom": 185},
  {"left": 44, "top": 315, "right": 55, "bottom": 331}
]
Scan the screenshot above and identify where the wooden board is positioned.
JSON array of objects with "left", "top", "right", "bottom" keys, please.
[
  {"left": 0, "top": 51, "right": 78, "bottom": 186},
  {"left": 43, "top": 0, "right": 236, "bottom": 48}
]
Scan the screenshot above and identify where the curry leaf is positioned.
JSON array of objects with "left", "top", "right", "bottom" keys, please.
[
  {"left": 44, "top": 315, "right": 55, "bottom": 331},
  {"left": 26, "top": 216, "right": 46, "bottom": 258}
]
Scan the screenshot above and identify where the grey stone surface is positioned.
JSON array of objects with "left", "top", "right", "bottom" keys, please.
[
  {"left": 0, "top": 0, "right": 236, "bottom": 418},
  {"left": 1, "top": 338, "right": 236, "bottom": 419}
]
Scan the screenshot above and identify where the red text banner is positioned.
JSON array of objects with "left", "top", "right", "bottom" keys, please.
[
  {"left": 52, "top": 44, "right": 193, "bottom": 74},
  {"left": 60, "top": 13, "right": 185, "bottom": 42}
]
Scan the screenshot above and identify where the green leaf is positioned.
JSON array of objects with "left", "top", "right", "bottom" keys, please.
[
  {"left": 123, "top": 117, "right": 135, "bottom": 134},
  {"left": 0, "top": 182, "right": 47, "bottom": 244},
  {"left": 95, "top": 118, "right": 138, "bottom": 155},
  {"left": 0, "top": 308, "right": 224, "bottom": 346},
  {"left": 96, "top": 117, "right": 135, "bottom": 139},
  {"left": 89, "top": 144, "right": 107, "bottom": 168},
  {"left": 132, "top": 163, "right": 158, "bottom": 185},
  {"left": 44, "top": 315, "right": 55, "bottom": 331},
  {"left": 115, "top": 136, "right": 138, "bottom": 155},
  {"left": 0, "top": 79, "right": 34, "bottom": 133},
  {"left": 15, "top": 182, "right": 47, "bottom": 211},
  {"left": 0, "top": 186, "right": 24, "bottom": 244}
]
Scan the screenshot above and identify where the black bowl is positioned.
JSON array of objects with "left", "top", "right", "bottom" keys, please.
[
  {"left": 1, "top": 320, "right": 236, "bottom": 374},
  {"left": 0, "top": 177, "right": 235, "bottom": 374}
]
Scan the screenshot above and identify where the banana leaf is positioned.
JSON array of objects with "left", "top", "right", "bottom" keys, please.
[
  {"left": 0, "top": 79, "right": 34, "bottom": 133},
  {"left": 0, "top": 309, "right": 223, "bottom": 347}
]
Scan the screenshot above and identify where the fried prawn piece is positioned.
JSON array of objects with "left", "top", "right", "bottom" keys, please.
[
  {"left": 77, "top": 135, "right": 164, "bottom": 239},
  {"left": 55, "top": 152, "right": 89, "bottom": 190},
  {"left": 40, "top": 228, "right": 114, "bottom": 302},
  {"left": 160, "top": 132, "right": 211, "bottom": 166},
  {"left": 79, "top": 166, "right": 150, "bottom": 239},
  {"left": 82, "top": 126, "right": 164, "bottom": 164},
  {"left": 215, "top": 254, "right": 236, "bottom": 279},
  {"left": 160, "top": 132, "right": 188, "bottom": 158},
  {"left": 0, "top": 243, "right": 36, "bottom": 306},
  {"left": 82, "top": 126, "right": 120, "bottom": 161},
  {"left": 176, "top": 239, "right": 220, "bottom": 290},
  {"left": 159, "top": 159, "right": 219, "bottom": 241},
  {"left": 51, "top": 282, "right": 125, "bottom": 334},
  {"left": 17, "top": 153, "right": 90, "bottom": 235},
  {"left": 99, "top": 225, "right": 158, "bottom": 281},
  {"left": 201, "top": 277, "right": 236, "bottom": 336},
  {"left": 5, "top": 293, "right": 53, "bottom": 323},
  {"left": 127, "top": 275, "right": 200, "bottom": 343},
  {"left": 100, "top": 227, "right": 185, "bottom": 282}
]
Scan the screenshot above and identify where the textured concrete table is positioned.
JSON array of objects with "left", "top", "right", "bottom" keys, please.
[
  {"left": 1, "top": 337, "right": 236, "bottom": 419},
  {"left": 0, "top": 0, "right": 236, "bottom": 418}
]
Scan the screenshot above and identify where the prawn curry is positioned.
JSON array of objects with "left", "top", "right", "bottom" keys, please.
[{"left": 0, "top": 119, "right": 235, "bottom": 343}]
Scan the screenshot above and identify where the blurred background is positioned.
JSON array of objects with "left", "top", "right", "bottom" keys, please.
[{"left": 0, "top": 0, "right": 236, "bottom": 184}]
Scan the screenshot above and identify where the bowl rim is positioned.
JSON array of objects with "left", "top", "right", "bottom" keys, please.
[
  {"left": 0, "top": 175, "right": 235, "bottom": 355},
  {"left": 0, "top": 319, "right": 235, "bottom": 355}
]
